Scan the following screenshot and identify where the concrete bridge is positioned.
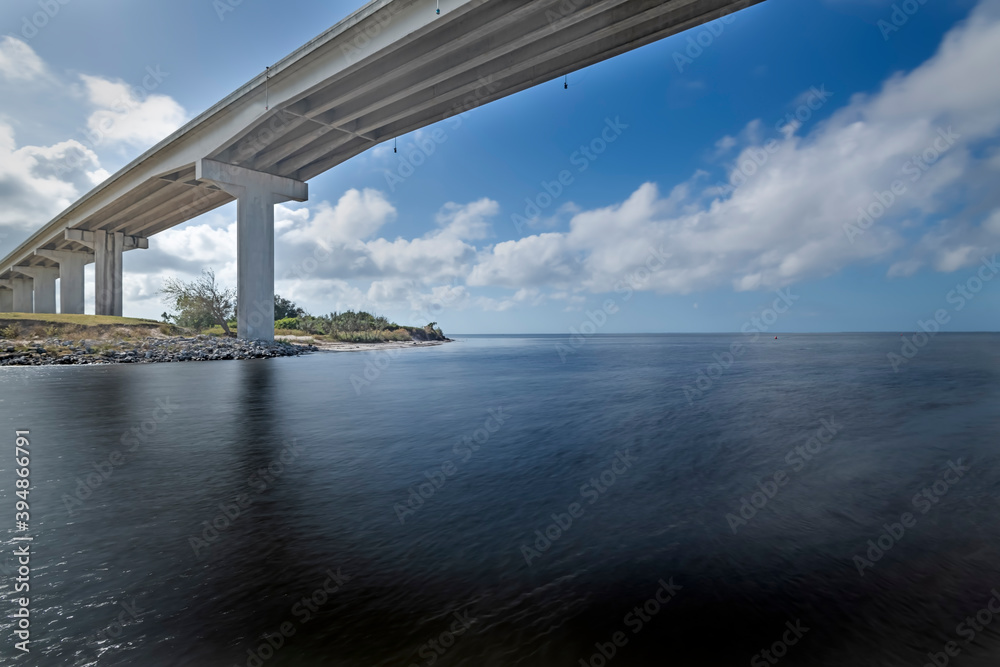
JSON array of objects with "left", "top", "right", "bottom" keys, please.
[{"left": 0, "top": 0, "right": 763, "bottom": 340}]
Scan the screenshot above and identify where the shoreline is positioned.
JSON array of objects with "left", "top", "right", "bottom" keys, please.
[
  {"left": 0, "top": 335, "right": 451, "bottom": 366},
  {"left": 275, "top": 335, "right": 451, "bottom": 352}
]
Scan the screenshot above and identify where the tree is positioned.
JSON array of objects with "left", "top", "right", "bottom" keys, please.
[
  {"left": 274, "top": 294, "right": 305, "bottom": 320},
  {"left": 159, "top": 269, "right": 236, "bottom": 336},
  {"left": 326, "top": 310, "right": 395, "bottom": 332}
]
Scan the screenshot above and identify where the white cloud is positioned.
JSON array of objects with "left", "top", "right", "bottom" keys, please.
[
  {"left": 468, "top": 232, "right": 581, "bottom": 289},
  {"left": 362, "top": 235, "right": 473, "bottom": 280},
  {"left": 714, "top": 134, "right": 737, "bottom": 155},
  {"left": 0, "top": 37, "right": 45, "bottom": 81},
  {"left": 353, "top": 198, "right": 498, "bottom": 282},
  {"left": 155, "top": 220, "right": 238, "bottom": 269},
  {"left": 0, "top": 122, "right": 107, "bottom": 236},
  {"left": 933, "top": 245, "right": 980, "bottom": 272},
  {"left": 281, "top": 188, "right": 396, "bottom": 247},
  {"left": 434, "top": 198, "right": 498, "bottom": 240},
  {"left": 474, "top": 287, "right": 546, "bottom": 312},
  {"left": 985, "top": 210, "right": 1000, "bottom": 235},
  {"left": 467, "top": 0, "right": 1000, "bottom": 295},
  {"left": 365, "top": 281, "right": 471, "bottom": 320},
  {"left": 81, "top": 74, "right": 187, "bottom": 148},
  {"left": 274, "top": 203, "right": 310, "bottom": 233},
  {"left": 0, "top": 42, "right": 190, "bottom": 254},
  {"left": 123, "top": 195, "right": 499, "bottom": 320},
  {"left": 887, "top": 259, "right": 922, "bottom": 278},
  {"left": 277, "top": 195, "right": 495, "bottom": 285}
]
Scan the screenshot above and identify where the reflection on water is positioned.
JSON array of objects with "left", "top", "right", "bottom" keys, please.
[{"left": 0, "top": 334, "right": 999, "bottom": 666}]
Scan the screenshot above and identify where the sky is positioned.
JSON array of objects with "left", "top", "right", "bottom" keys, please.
[{"left": 1, "top": 0, "right": 998, "bottom": 334}]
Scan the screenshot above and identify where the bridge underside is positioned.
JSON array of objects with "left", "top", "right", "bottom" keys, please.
[{"left": 0, "top": 0, "right": 763, "bottom": 333}]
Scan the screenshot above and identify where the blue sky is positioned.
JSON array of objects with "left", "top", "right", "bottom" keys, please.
[{"left": 1, "top": 0, "right": 998, "bottom": 333}]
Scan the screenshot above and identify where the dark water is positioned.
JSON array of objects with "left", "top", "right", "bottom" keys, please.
[{"left": 1, "top": 333, "right": 1000, "bottom": 666}]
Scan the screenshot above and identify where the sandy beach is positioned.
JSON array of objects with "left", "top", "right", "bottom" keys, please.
[{"left": 276, "top": 335, "right": 451, "bottom": 352}]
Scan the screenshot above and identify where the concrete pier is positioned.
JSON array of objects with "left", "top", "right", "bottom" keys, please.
[
  {"left": 0, "top": 285, "right": 12, "bottom": 312},
  {"left": 36, "top": 249, "right": 94, "bottom": 315},
  {"left": 97, "top": 231, "right": 123, "bottom": 317},
  {"left": 65, "top": 230, "right": 147, "bottom": 316},
  {"left": 197, "top": 159, "right": 307, "bottom": 341},
  {"left": 11, "top": 278, "right": 33, "bottom": 313},
  {"left": 15, "top": 267, "right": 58, "bottom": 314}
]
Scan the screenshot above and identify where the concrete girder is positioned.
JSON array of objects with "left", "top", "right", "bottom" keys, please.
[
  {"left": 107, "top": 181, "right": 222, "bottom": 235},
  {"left": 283, "top": 0, "right": 710, "bottom": 177},
  {"left": 292, "top": 0, "right": 546, "bottom": 122},
  {"left": 196, "top": 159, "right": 308, "bottom": 341},
  {"left": 298, "top": 2, "right": 742, "bottom": 183},
  {"left": 129, "top": 189, "right": 234, "bottom": 238},
  {"left": 301, "top": 0, "right": 632, "bottom": 132},
  {"left": 102, "top": 180, "right": 194, "bottom": 234},
  {"left": 232, "top": 0, "right": 536, "bottom": 167},
  {"left": 35, "top": 249, "right": 96, "bottom": 314},
  {"left": 74, "top": 179, "right": 177, "bottom": 236},
  {"left": 65, "top": 229, "right": 150, "bottom": 251},
  {"left": 262, "top": 0, "right": 705, "bottom": 177}
]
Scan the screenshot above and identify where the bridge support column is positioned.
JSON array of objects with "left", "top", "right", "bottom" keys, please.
[
  {"left": 15, "top": 267, "right": 58, "bottom": 313},
  {"left": 36, "top": 249, "right": 95, "bottom": 314},
  {"left": 65, "top": 229, "right": 148, "bottom": 317},
  {"left": 196, "top": 159, "right": 308, "bottom": 341},
  {"left": 10, "top": 277, "right": 33, "bottom": 313},
  {"left": 96, "top": 231, "right": 123, "bottom": 316},
  {"left": 0, "top": 287, "right": 11, "bottom": 312}
]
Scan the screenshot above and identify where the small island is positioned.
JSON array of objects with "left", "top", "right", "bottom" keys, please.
[
  {"left": 0, "top": 273, "right": 450, "bottom": 366},
  {"left": 0, "top": 311, "right": 449, "bottom": 366}
]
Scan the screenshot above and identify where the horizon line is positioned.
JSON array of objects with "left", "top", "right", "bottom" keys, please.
[{"left": 447, "top": 331, "right": 1000, "bottom": 336}]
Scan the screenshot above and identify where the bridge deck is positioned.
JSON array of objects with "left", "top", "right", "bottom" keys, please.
[{"left": 1, "top": 0, "right": 763, "bottom": 301}]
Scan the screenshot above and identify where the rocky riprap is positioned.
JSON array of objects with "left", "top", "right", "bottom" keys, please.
[{"left": 0, "top": 335, "right": 317, "bottom": 366}]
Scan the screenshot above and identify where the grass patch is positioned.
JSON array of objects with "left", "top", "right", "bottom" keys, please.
[
  {"left": 0, "top": 313, "right": 158, "bottom": 326},
  {"left": 0, "top": 314, "right": 180, "bottom": 341},
  {"left": 331, "top": 329, "right": 412, "bottom": 343},
  {"left": 0, "top": 317, "right": 432, "bottom": 343},
  {"left": 200, "top": 325, "right": 410, "bottom": 343},
  {"left": 0, "top": 323, "right": 21, "bottom": 339}
]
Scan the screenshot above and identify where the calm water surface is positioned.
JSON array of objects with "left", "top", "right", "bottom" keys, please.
[{"left": 1, "top": 334, "right": 999, "bottom": 666}]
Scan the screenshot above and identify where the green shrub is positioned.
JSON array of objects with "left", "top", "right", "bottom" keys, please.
[
  {"left": 331, "top": 329, "right": 412, "bottom": 343},
  {"left": 275, "top": 317, "right": 300, "bottom": 330}
]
